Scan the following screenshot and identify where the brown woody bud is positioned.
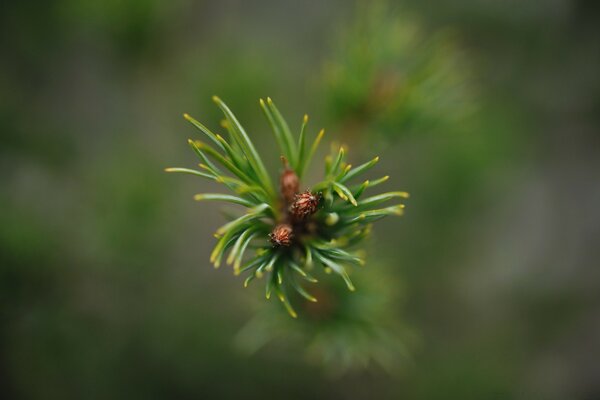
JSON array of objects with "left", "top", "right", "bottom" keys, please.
[
  {"left": 290, "top": 190, "right": 321, "bottom": 219},
  {"left": 280, "top": 168, "right": 299, "bottom": 203},
  {"left": 269, "top": 223, "right": 293, "bottom": 247},
  {"left": 279, "top": 157, "right": 299, "bottom": 203}
]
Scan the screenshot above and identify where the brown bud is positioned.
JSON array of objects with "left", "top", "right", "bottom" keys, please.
[
  {"left": 269, "top": 224, "right": 293, "bottom": 247},
  {"left": 280, "top": 168, "right": 299, "bottom": 203},
  {"left": 290, "top": 190, "right": 321, "bottom": 219}
]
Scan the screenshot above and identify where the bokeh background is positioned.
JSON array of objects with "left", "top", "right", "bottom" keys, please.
[{"left": 2, "top": 0, "right": 599, "bottom": 399}]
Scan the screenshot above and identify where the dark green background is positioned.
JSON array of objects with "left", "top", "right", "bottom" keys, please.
[{"left": 1, "top": 0, "right": 599, "bottom": 399}]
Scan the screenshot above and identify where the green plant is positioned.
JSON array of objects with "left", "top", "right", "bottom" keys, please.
[
  {"left": 235, "top": 266, "right": 413, "bottom": 374},
  {"left": 323, "top": 1, "right": 475, "bottom": 140},
  {"left": 166, "top": 97, "right": 408, "bottom": 317}
]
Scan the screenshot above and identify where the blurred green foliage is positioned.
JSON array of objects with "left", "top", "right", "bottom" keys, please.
[
  {"left": 323, "top": 1, "right": 476, "bottom": 141},
  {"left": 1, "top": 0, "right": 599, "bottom": 399},
  {"left": 236, "top": 265, "right": 414, "bottom": 376}
]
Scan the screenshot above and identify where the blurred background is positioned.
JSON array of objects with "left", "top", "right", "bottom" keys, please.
[{"left": 1, "top": 0, "right": 599, "bottom": 398}]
